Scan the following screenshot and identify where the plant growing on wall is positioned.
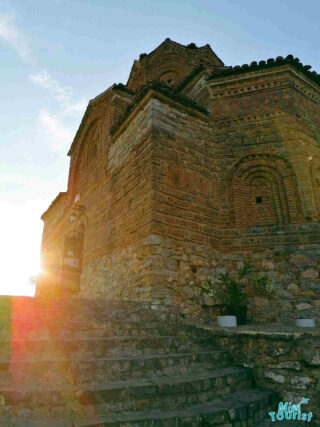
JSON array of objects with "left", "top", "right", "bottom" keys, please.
[{"left": 199, "top": 262, "right": 274, "bottom": 324}]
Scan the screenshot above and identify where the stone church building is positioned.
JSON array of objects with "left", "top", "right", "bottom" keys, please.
[{"left": 38, "top": 39, "right": 320, "bottom": 322}]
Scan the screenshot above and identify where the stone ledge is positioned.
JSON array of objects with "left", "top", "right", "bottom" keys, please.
[{"left": 203, "top": 324, "right": 320, "bottom": 341}]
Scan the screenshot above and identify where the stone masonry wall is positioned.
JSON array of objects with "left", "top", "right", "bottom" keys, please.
[
  {"left": 129, "top": 234, "right": 320, "bottom": 324},
  {"left": 79, "top": 236, "right": 160, "bottom": 301},
  {"left": 76, "top": 226, "right": 319, "bottom": 325},
  {"left": 206, "top": 326, "right": 320, "bottom": 424}
]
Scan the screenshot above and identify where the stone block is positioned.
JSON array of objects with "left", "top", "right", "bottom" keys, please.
[
  {"left": 182, "top": 286, "right": 195, "bottom": 299},
  {"left": 291, "top": 376, "right": 314, "bottom": 390},
  {"left": 302, "top": 348, "right": 320, "bottom": 366},
  {"left": 142, "top": 235, "right": 162, "bottom": 246},
  {"left": 289, "top": 253, "right": 316, "bottom": 267},
  {"left": 287, "top": 283, "right": 299, "bottom": 292},
  {"left": 261, "top": 260, "right": 275, "bottom": 270},
  {"left": 300, "top": 269, "right": 319, "bottom": 280},
  {"left": 253, "top": 297, "right": 269, "bottom": 307},
  {"left": 164, "top": 258, "right": 178, "bottom": 271},
  {"left": 268, "top": 361, "right": 301, "bottom": 370},
  {"left": 264, "top": 371, "right": 285, "bottom": 384},
  {"left": 215, "top": 267, "right": 227, "bottom": 275},
  {"left": 203, "top": 295, "right": 215, "bottom": 306},
  {"left": 296, "top": 303, "right": 312, "bottom": 310}
]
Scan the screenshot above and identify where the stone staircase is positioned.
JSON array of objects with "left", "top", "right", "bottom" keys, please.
[{"left": 0, "top": 297, "right": 296, "bottom": 426}]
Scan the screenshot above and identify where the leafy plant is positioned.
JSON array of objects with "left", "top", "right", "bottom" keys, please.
[
  {"left": 216, "top": 272, "right": 247, "bottom": 308},
  {"left": 199, "top": 262, "right": 274, "bottom": 323},
  {"left": 199, "top": 279, "right": 215, "bottom": 296},
  {"left": 199, "top": 262, "right": 274, "bottom": 305}
]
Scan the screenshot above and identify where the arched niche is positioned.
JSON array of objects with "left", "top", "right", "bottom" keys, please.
[
  {"left": 70, "top": 118, "right": 102, "bottom": 202},
  {"left": 81, "top": 119, "right": 102, "bottom": 167},
  {"left": 228, "top": 154, "right": 302, "bottom": 227},
  {"left": 159, "top": 70, "right": 180, "bottom": 85}
]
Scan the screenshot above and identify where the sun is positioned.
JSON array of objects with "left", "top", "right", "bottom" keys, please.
[
  {"left": 0, "top": 200, "right": 46, "bottom": 297},
  {"left": 0, "top": 255, "right": 37, "bottom": 296}
]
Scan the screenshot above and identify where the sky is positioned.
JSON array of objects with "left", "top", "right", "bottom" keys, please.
[{"left": 1, "top": 0, "right": 320, "bottom": 296}]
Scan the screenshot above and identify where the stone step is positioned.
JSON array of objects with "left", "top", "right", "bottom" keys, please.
[
  {"left": 0, "top": 335, "right": 219, "bottom": 360},
  {"left": 5, "top": 389, "right": 274, "bottom": 427},
  {"left": 0, "top": 297, "right": 179, "bottom": 322},
  {"left": 0, "top": 309, "right": 181, "bottom": 324},
  {"left": 0, "top": 351, "right": 233, "bottom": 386},
  {"left": 0, "top": 367, "right": 252, "bottom": 417},
  {"left": 0, "top": 320, "right": 211, "bottom": 340},
  {"left": 0, "top": 417, "right": 72, "bottom": 427},
  {"left": 0, "top": 298, "right": 283, "bottom": 426}
]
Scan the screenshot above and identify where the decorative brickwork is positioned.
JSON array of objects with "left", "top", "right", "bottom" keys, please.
[{"left": 229, "top": 154, "right": 301, "bottom": 226}]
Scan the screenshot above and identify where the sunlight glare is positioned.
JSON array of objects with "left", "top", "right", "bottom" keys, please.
[{"left": 0, "top": 200, "right": 47, "bottom": 296}]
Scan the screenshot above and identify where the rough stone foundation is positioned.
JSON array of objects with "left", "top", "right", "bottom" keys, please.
[
  {"left": 206, "top": 324, "right": 320, "bottom": 424},
  {"left": 78, "top": 234, "right": 320, "bottom": 325}
]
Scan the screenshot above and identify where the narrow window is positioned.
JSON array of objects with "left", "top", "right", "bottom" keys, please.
[{"left": 256, "top": 196, "right": 262, "bottom": 204}]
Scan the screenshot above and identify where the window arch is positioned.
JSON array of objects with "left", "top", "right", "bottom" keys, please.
[
  {"left": 69, "top": 118, "right": 101, "bottom": 202},
  {"left": 86, "top": 137, "right": 98, "bottom": 165},
  {"left": 228, "top": 154, "right": 302, "bottom": 227},
  {"left": 159, "top": 70, "right": 180, "bottom": 85}
]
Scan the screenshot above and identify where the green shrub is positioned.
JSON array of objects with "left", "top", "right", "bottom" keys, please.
[{"left": 199, "top": 262, "right": 274, "bottom": 307}]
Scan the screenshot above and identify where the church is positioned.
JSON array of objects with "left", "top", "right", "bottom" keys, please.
[{"left": 38, "top": 38, "right": 320, "bottom": 323}]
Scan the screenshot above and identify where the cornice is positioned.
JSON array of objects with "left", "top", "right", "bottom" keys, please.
[
  {"left": 209, "top": 64, "right": 320, "bottom": 103},
  {"left": 212, "top": 109, "right": 290, "bottom": 128},
  {"left": 68, "top": 86, "right": 133, "bottom": 156},
  {"left": 110, "top": 82, "right": 208, "bottom": 139},
  {"left": 209, "top": 55, "right": 320, "bottom": 87},
  {"left": 41, "top": 192, "right": 67, "bottom": 221}
]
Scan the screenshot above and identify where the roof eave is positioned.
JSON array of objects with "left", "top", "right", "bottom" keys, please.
[
  {"left": 41, "top": 192, "right": 67, "bottom": 221},
  {"left": 111, "top": 87, "right": 208, "bottom": 141}
]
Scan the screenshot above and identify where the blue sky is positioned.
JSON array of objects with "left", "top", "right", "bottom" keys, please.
[{"left": 1, "top": 0, "right": 319, "bottom": 295}]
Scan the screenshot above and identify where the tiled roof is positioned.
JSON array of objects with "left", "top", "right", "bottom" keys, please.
[{"left": 208, "top": 55, "right": 320, "bottom": 87}]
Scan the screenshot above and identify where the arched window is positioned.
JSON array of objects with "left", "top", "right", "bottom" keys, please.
[
  {"left": 229, "top": 154, "right": 302, "bottom": 227},
  {"left": 159, "top": 70, "right": 180, "bottom": 85}
]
